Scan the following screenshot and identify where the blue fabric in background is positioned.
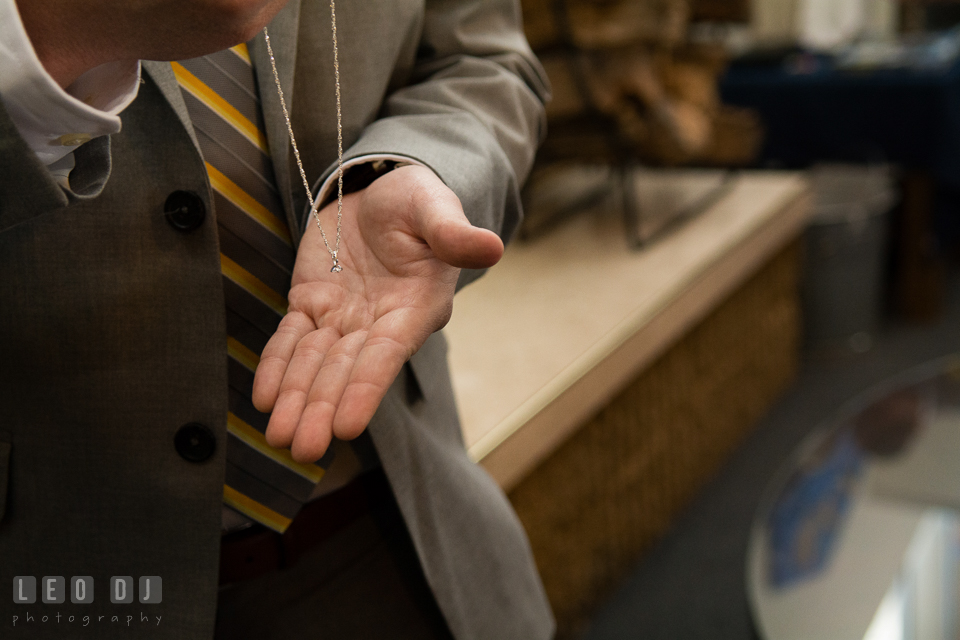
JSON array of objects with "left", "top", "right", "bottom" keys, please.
[
  {"left": 720, "top": 54, "right": 960, "bottom": 249},
  {"left": 766, "top": 429, "right": 863, "bottom": 588}
]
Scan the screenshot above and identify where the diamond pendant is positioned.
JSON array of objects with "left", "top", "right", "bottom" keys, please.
[{"left": 331, "top": 258, "right": 342, "bottom": 273}]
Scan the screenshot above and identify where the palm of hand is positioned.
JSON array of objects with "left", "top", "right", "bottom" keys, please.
[{"left": 252, "top": 166, "right": 502, "bottom": 463}]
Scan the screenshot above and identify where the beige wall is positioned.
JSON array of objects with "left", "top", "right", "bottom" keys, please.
[{"left": 750, "top": 0, "right": 898, "bottom": 49}]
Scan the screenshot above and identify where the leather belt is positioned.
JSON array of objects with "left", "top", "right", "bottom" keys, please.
[{"left": 219, "top": 468, "right": 384, "bottom": 586}]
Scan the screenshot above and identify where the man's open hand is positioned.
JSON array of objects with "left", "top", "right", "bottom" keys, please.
[{"left": 251, "top": 165, "right": 503, "bottom": 463}]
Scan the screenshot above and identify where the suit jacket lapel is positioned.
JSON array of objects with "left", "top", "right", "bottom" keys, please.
[
  {"left": 142, "top": 60, "right": 202, "bottom": 159},
  {"left": 250, "top": 0, "right": 303, "bottom": 245}
]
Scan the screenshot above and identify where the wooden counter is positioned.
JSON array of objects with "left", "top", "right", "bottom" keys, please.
[{"left": 446, "top": 171, "right": 812, "bottom": 491}]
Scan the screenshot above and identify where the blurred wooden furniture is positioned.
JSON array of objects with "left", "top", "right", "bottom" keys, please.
[
  {"left": 446, "top": 172, "right": 811, "bottom": 636},
  {"left": 520, "top": 0, "right": 763, "bottom": 246},
  {"left": 527, "top": 0, "right": 762, "bottom": 168},
  {"left": 690, "top": 0, "right": 750, "bottom": 21}
]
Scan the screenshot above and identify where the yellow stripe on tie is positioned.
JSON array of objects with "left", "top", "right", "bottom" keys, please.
[
  {"left": 171, "top": 62, "right": 268, "bottom": 153},
  {"left": 230, "top": 43, "right": 252, "bottom": 65},
  {"left": 227, "top": 337, "right": 260, "bottom": 372},
  {"left": 206, "top": 163, "right": 292, "bottom": 245},
  {"left": 221, "top": 254, "right": 288, "bottom": 316},
  {"left": 228, "top": 413, "right": 327, "bottom": 484},
  {"left": 223, "top": 485, "right": 292, "bottom": 533}
]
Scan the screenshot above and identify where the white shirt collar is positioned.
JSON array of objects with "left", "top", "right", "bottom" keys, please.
[{"left": 0, "top": 0, "right": 141, "bottom": 166}]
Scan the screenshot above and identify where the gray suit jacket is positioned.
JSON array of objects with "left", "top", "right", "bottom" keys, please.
[{"left": 0, "top": 1, "right": 554, "bottom": 637}]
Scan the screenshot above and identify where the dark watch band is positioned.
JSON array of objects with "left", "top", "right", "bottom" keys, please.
[{"left": 318, "top": 159, "right": 413, "bottom": 209}]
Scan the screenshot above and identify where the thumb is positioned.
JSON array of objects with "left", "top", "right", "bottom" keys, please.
[
  {"left": 416, "top": 191, "right": 504, "bottom": 270},
  {"left": 428, "top": 217, "right": 504, "bottom": 270}
]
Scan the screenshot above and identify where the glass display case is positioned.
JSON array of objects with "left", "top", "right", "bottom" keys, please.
[{"left": 748, "top": 357, "right": 960, "bottom": 640}]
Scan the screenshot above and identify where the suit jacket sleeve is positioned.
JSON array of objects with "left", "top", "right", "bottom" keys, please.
[{"left": 317, "top": 0, "right": 550, "bottom": 289}]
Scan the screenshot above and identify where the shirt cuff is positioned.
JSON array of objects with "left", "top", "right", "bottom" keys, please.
[
  {"left": 310, "top": 154, "right": 429, "bottom": 220},
  {"left": 0, "top": 0, "right": 141, "bottom": 167}
]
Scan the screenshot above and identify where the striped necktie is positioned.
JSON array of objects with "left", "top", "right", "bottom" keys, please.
[{"left": 173, "top": 44, "right": 333, "bottom": 533}]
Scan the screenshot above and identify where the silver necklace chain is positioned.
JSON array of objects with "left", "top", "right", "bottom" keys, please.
[{"left": 262, "top": 0, "right": 344, "bottom": 273}]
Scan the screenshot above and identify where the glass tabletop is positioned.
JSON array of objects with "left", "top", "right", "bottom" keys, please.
[{"left": 748, "top": 357, "right": 960, "bottom": 640}]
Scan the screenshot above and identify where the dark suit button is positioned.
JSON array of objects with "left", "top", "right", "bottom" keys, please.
[
  {"left": 174, "top": 423, "right": 216, "bottom": 463},
  {"left": 164, "top": 191, "right": 206, "bottom": 231}
]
